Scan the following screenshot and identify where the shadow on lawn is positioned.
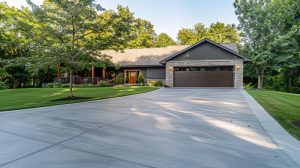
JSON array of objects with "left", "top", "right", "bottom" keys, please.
[{"left": 50, "top": 97, "right": 92, "bottom": 102}]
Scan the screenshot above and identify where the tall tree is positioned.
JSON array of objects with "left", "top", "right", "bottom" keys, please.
[
  {"left": 269, "top": 0, "right": 300, "bottom": 91},
  {"left": 177, "top": 28, "right": 197, "bottom": 45},
  {"left": 154, "top": 33, "right": 177, "bottom": 47},
  {"left": 234, "top": 0, "right": 300, "bottom": 90},
  {"left": 194, "top": 23, "right": 207, "bottom": 41},
  {"left": 128, "top": 18, "right": 156, "bottom": 48},
  {"left": 234, "top": 0, "right": 274, "bottom": 89},
  {"left": 0, "top": 2, "right": 34, "bottom": 88},
  {"left": 177, "top": 22, "right": 240, "bottom": 45},
  {"left": 27, "top": 0, "right": 134, "bottom": 97},
  {"left": 206, "top": 22, "right": 240, "bottom": 43}
]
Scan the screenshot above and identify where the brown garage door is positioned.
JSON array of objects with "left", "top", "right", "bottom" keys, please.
[{"left": 174, "top": 67, "right": 233, "bottom": 87}]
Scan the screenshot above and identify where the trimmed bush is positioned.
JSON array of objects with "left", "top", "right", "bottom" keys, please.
[
  {"left": 61, "top": 84, "right": 70, "bottom": 88},
  {"left": 138, "top": 73, "right": 145, "bottom": 85},
  {"left": 97, "top": 80, "right": 110, "bottom": 87},
  {"left": 44, "top": 82, "right": 70, "bottom": 88},
  {"left": 77, "top": 83, "right": 94, "bottom": 88},
  {"left": 0, "top": 81, "right": 8, "bottom": 90},
  {"left": 149, "top": 80, "right": 163, "bottom": 87},
  {"left": 44, "top": 82, "right": 60, "bottom": 88},
  {"left": 116, "top": 73, "right": 124, "bottom": 85}
]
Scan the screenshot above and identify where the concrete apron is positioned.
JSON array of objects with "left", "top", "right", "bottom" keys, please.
[{"left": 240, "top": 89, "right": 300, "bottom": 167}]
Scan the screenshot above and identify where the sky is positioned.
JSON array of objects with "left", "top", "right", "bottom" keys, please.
[{"left": 3, "top": 0, "right": 239, "bottom": 40}]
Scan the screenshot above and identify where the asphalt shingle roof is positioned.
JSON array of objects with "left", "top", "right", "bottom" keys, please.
[{"left": 101, "top": 43, "right": 240, "bottom": 67}]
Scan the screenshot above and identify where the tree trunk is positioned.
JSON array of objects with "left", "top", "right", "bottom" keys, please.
[
  {"left": 287, "top": 71, "right": 292, "bottom": 91},
  {"left": 69, "top": 69, "right": 74, "bottom": 97},
  {"left": 257, "top": 72, "right": 264, "bottom": 89}
]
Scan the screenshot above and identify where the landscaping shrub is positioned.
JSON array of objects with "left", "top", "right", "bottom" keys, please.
[
  {"left": 97, "top": 80, "right": 110, "bottom": 87},
  {"left": 149, "top": 80, "right": 163, "bottom": 87},
  {"left": 44, "top": 82, "right": 60, "bottom": 88},
  {"left": 138, "top": 73, "right": 145, "bottom": 85},
  {"left": 44, "top": 82, "right": 70, "bottom": 88},
  {"left": 116, "top": 73, "right": 124, "bottom": 85},
  {"left": 0, "top": 81, "right": 8, "bottom": 90},
  {"left": 77, "top": 83, "right": 94, "bottom": 88},
  {"left": 243, "top": 83, "right": 255, "bottom": 89},
  {"left": 61, "top": 84, "right": 70, "bottom": 88}
]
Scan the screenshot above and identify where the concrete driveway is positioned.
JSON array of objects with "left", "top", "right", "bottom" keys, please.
[{"left": 0, "top": 89, "right": 298, "bottom": 168}]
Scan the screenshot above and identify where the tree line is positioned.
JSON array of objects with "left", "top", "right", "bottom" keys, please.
[
  {"left": 0, "top": 0, "right": 240, "bottom": 94},
  {"left": 234, "top": 0, "right": 300, "bottom": 93},
  {"left": 2, "top": 0, "right": 297, "bottom": 94}
]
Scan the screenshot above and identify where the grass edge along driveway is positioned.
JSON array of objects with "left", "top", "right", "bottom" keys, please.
[
  {"left": 0, "top": 86, "right": 158, "bottom": 112},
  {"left": 247, "top": 89, "right": 300, "bottom": 140}
]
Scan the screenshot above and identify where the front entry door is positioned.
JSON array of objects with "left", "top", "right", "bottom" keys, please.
[{"left": 128, "top": 71, "right": 137, "bottom": 84}]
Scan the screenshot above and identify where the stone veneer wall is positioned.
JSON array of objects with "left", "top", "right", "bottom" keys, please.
[{"left": 165, "top": 60, "right": 244, "bottom": 88}]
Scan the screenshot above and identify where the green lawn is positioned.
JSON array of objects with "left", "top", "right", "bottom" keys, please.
[
  {"left": 0, "top": 86, "right": 158, "bottom": 112},
  {"left": 247, "top": 89, "right": 300, "bottom": 140}
]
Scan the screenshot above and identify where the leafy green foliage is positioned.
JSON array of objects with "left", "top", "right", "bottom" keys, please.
[
  {"left": 137, "top": 73, "right": 145, "bottom": 85},
  {"left": 177, "top": 22, "right": 240, "bottom": 45},
  {"left": 97, "top": 80, "right": 110, "bottom": 87},
  {"left": 149, "top": 80, "right": 163, "bottom": 87},
  {"left": 116, "top": 73, "right": 124, "bottom": 85},
  {"left": 26, "top": 0, "right": 135, "bottom": 96},
  {"left": 0, "top": 81, "right": 8, "bottom": 90},
  {"left": 234, "top": 0, "right": 300, "bottom": 92},
  {"left": 127, "top": 18, "right": 156, "bottom": 48},
  {"left": 154, "top": 33, "right": 177, "bottom": 47},
  {"left": 206, "top": 22, "right": 240, "bottom": 43},
  {"left": 177, "top": 28, "right": 198, "bottom": 45}
]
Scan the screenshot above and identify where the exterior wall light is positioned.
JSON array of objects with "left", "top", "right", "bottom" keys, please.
[
  {"left": 168, "top": 66, "right": 173, "bottom": 71},
  {"left": 236, "top": 64, "right": 241, "bottom": 71}
]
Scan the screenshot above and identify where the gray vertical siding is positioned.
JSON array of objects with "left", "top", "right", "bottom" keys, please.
[
  {"left": 146, "top": 67, "right": 166, "bottom": 79},
  {"left": 139, "top": 68, "right": 147, "bottom": 78},
  {"left": 171, "top": 42, "right": 240, "bottom": 61}
]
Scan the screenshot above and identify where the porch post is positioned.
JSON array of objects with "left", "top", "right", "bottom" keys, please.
[
  {"left": 57, "top": 64, "right": 60, "bottom": 79},
  {"left": 102, "top": 67, "right": 106, "bottom": 79},
  {"left": 91, "top": 64, "right": 95, "bottom": 84}
]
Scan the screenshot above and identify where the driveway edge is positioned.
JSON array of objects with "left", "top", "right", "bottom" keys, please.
[{"left": 240, "top": 89, "right": 300, "bottom": 167}]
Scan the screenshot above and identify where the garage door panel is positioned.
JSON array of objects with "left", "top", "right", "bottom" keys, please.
[
  {"left": 174, "top": 67, "right": 233, "bottom": 87},
  {"left": 190, "top": 72, "right": 205, "bottom": 87},
  {"left": 217, "top": 71, "right": 233, "bottom": 87},
  {"left": 174, "top": 71, "right": 190, "bottom": 87},
  {"left": 202, "top": 71, "right": 218, "bottom": 87}
]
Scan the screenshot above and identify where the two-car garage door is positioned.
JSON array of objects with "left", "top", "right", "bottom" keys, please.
[{"left": 174, "top": 66, "right": 233, "bottom": 87}]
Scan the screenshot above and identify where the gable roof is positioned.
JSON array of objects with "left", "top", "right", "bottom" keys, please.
[
  {"left": 101, "top": 45, "right": 189, "bottom": 67},
  {"left": 221, "top": 43, "right": 239, "bottom": 53},
  {"left": 159, "top": 39, "right": 250, "bottom": 64},
  {"left": 100, "top": 39, "right": 250, "bottom": 67}
]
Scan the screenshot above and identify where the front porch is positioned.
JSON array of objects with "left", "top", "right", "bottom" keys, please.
[{"left": 54, "top": 64, "right": 116, "bottom": 85}]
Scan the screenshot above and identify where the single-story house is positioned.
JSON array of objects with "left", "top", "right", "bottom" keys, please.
[
  {"left": 101, "top": 39, "right": 250, "bottom": 88},
  {"left": 55, "top": 39, "right": 250, "bottom": 87}
]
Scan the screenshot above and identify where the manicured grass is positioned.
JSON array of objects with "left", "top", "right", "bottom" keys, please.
[
  {"left": 0, "top": 86, "right": 158, "bottom": 111},
  {"left": 247, "top": 89, "right": 300, "bottom": 140}
]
